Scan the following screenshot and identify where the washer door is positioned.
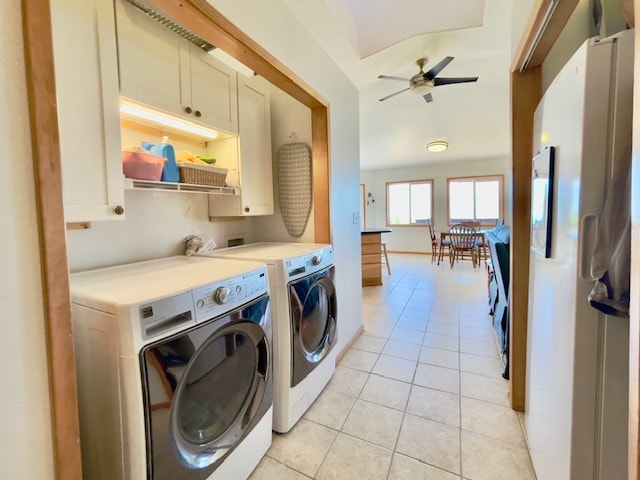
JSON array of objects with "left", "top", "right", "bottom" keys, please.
[
  {"left": 290, "top": 265, "right": 337, "bottom": 387},
  {"left": 141, "top": 295, "right": 271, "bottom": 479}
]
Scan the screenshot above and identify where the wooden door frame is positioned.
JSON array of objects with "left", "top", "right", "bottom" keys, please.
[{"left": 21, "top": 0, "right": 331, "bottom": 478}]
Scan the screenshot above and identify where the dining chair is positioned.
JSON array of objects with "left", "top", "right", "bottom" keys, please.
[
  {"left": 448, "top": 223, "right": 479, "bottom": 268},
  {"left": 467, "top": 221, "right": 488, "bottom": 264},
  {"left": 426, "top": 219, "right": 449, "bottom": 264}
]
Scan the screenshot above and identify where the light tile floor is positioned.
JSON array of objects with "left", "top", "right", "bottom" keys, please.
[{"left": 249, "top": 253, "right": 536, "bottom": 480}]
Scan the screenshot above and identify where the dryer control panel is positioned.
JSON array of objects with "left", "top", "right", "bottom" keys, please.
[
  {"left": 285, "top": 246, "right": 334, "bottom": 282},
  {"left": 192, "top": 266, "right": 268, "bottom": 323}
]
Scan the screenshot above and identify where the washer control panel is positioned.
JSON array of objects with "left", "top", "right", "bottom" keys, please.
[{"left": 192, "top": 266, "right": 268, "bottom": 323}]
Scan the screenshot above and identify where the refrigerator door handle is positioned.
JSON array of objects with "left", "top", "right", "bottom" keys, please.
[{"left": 578, "top": 213, "right": 598, "bottom": 281}]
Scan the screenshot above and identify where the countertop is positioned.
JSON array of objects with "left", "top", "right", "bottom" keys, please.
[{"left": 361, "top": 228, "right": 392, "bottom": 234}]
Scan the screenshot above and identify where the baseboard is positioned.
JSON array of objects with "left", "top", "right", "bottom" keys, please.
[{"left": 335, "top": 324, "right": 364, "bottom": 364}]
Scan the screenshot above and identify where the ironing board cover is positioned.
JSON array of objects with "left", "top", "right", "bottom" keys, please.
[{"left": 277, "top": 143, "right": 312, "bottom": 237}]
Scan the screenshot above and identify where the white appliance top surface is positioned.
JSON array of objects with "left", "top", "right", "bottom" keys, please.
[
  {"left": 207, "top": 242, "right": 331, "bottom": 262},
  {"left": 70, "top": 255, "right": 266, "bottom": 307}
]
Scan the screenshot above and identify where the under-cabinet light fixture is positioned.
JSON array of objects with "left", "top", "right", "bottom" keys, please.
[
  {"left": 120, "top": 100, "right": 219, "bottom": 140},
  {"left": 426, "top": 140, "right": 448, "bottom": 152}
]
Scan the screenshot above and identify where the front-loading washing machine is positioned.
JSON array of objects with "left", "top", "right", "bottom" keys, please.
[
  {"left": 70, "top": 255, "right": 272, "bottom": 480},
  {"left": 201, "top": 242, "right": 337, "bottom": 433}
]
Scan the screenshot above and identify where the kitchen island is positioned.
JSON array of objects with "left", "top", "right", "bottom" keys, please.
[{"left": 361, "top": 228, "right": 391, "bottom": 286}]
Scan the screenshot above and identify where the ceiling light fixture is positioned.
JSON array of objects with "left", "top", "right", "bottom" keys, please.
[
  {"left": 120, "top": 100, "right": 219, "bottom": 140},
  {"left": 426, "top": 140, "right": 448, "bottom": 152},
  {"left": 410, "top": 79, "right": 433, "bottom": 95}
]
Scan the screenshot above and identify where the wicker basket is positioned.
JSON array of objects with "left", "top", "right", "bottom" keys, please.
[{"left": 178, "top": 163, "right": 227, "bottom": 186}]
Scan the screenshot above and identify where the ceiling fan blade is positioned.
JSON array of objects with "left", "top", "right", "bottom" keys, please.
[
  {"left": 423, "top": 93, "right": 433, "bottom": 103},
  {"left": 378, "top": 87, "right": 410, "bottom": 102},
  {"left": 434, "top": 76, "right": 479, "bottom": 86},
  {"left": 378, "top": 75, "right": 410, "bottom": 82},
  {"left": 424, "top": 56, "right": 454, "bottom": 80}
]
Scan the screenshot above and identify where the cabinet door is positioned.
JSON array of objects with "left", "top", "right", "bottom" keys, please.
[
  {"left": 51, "top": 0, "right": 124, "bottom": 222},
  {"left": 116, "top": 0, "right": 237, "bottom": 133},
  {"left": 237, "top": 75, "right": 273, "bottom": 215},
  {"left": 116, "top": 0, "right": 186, "bottom": 116},
  {"left": 189, "top": 47, "right": 239, "bottom": 134}
]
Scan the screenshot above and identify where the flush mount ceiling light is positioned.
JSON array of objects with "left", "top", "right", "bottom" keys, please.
[
  {"left": 426, "top": 140, "right": 448, "bottom": 152},
  {"left": 120, "top": 99, "right": 219, "bottom": 140}
]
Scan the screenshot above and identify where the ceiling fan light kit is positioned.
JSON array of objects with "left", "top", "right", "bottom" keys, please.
[
  {"left": 378, "top": 56, "right": 478, "bottom": 104},
  {"left": 427, "top": 140, "right": 448, "bottom": 152}
]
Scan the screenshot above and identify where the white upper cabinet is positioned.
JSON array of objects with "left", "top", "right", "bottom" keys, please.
[
  {"left": 208, "top": 75, "right": 274, "bottom": 217},
  {"left": 238, "top": 74, "right": 274, "bottom": 215},
  {"left": 51, "top": 0, "right": 125, "bottom": 222},
  {"left": 189, "top": 49, "right": 239, "bottom": 134},
  {"left": 116, "top": 0, "right": 238, "bottom": 134}
]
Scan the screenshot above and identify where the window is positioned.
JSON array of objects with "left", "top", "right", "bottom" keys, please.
[
  {"left": 386, "top": 180, "right": 433, "bottom": 226},
  {"left": 447, "top": 175, "right": 503, "bottom": 226}
]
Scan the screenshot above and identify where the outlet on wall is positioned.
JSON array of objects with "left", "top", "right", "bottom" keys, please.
[{"left": 352, "top": 212, "right": 360, "bottom": 224}]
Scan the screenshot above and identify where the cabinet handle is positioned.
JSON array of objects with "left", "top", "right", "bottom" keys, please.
[
  {"left": 244, "top": 207, "right": 250, "bottom": 213},
  {"left": 195, "top": 110, "right": 202, "bottom": 117},
  {"left": 185, "top": 106, "right": 192, "bottom": 114},
  {"left": 114, "top": 206, "right": 125, "bottom": 215}
]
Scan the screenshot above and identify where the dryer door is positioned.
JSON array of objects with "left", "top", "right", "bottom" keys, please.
[
  {"left": 141, "top": 294, "right": 271, "bottom": 479},
  {"left": 289, "top": 265, "right": 337, "bottom": 387}
]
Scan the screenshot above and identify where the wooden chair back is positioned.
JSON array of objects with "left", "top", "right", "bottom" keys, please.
[
  {"left": 426, "top": 219, "right": 437, "bottom": 242},
  {"left": 449, "top": 223, "right": 477, "bottom": 249}
]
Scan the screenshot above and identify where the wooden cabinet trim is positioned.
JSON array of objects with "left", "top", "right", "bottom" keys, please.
[{"left": 22, "top": 0, "right": 82, "bottom": 478}]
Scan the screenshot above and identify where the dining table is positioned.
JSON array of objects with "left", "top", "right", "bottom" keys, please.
[{"left": 438, "top": 230, "right": 487, "bottom": 266}]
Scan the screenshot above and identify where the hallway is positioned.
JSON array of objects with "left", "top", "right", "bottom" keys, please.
[{"left": 250, "top": 253, "right": 536, "bottom": 479}]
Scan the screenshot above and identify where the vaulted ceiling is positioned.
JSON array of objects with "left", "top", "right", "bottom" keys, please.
[{"left": 283, "top": 0, "right": 514, "bottom": 170}]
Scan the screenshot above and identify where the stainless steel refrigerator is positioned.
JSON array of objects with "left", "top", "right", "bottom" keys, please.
[{"left": 525, "top": 29, "right": 633, "bottom": 480}]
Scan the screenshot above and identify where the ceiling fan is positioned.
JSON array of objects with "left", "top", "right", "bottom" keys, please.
[{"left": 378, "top": 56, "right": 478, "bottom": 103}]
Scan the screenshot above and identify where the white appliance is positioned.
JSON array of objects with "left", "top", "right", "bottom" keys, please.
[
  {"left": 202, "top": 242, "right": 337, "bottom": 432},
  {"left": 70, "top": 256, "right": 273, "bottom": 480},
  {"left": 525, "top": 30, "right": 632, "bottom": 480}
]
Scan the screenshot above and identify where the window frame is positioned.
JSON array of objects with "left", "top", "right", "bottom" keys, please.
[
  {"left": 446, "top": 174, "right": 504, "bottom": 227},
  {"left": 385, "top": 179, "right": 434, "bottom": 227}
]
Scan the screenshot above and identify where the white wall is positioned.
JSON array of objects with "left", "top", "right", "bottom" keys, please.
[
  {"left": 66, "top": 189, "right": 257, "bottom": 271},
  {"left": 0, "top": 1, "right": 55, "bottom": 478},
  {"left": 252, "top": 85, "right": 316, "bottom": 242},
  {"left": 510, "top": 0, "right": 536, "bottom": 59},
  {"left": 361, "top": 156, "right": 511, "bottom": 253}
]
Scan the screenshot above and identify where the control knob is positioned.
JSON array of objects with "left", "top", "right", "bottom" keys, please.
[
  {"left": 214, "top": 286, "right": 231, "bottom": 305},
  {"left": 311, "top": 255, "right": 321, "bottom": 266}
]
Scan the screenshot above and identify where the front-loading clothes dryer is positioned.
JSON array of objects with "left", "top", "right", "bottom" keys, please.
[
  {"left": 201, "top": 242, "right": 337, "bottom": 433},
  {"left": 70, "top": 256, "right": 272, "bottom": 480}
]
